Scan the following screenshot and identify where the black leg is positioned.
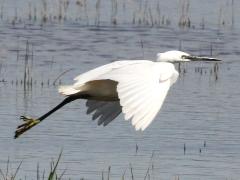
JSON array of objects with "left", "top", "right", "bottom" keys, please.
[{"left": 14, "top": 95, "right": 80, "bottom": 139}]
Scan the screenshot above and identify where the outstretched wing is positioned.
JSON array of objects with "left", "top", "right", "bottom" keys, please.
[
  {"left": 96, "top": 62, "right": 178, "bottom": 131},
  {"left": 86, "top": 100, "right": 122, "bottom": 126},
  {"left": 59, "top": 60, "right": 150, "bottom": 96},
  {"left": 73, "top": 60, "right": 151, "bottom": 87}
]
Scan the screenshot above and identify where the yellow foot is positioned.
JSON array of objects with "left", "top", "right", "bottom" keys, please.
[{"left": 14, "top": 116, "right": 40, "bottom": 139}]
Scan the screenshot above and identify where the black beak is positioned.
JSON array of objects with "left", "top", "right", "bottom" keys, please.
[{"left": 182, "top": 55, "right": 222, "bottom": 62}]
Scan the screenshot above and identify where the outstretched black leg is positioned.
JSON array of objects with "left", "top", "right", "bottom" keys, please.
[{"left": 15, "top": 95, "right": 81, "bottom": 139}]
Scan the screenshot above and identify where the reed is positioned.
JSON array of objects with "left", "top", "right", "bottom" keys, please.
[
  {"left": 0, "top": 62, "right": 2, "bottom": 75},
  {"left": 130, "top": 164, "right": 134, "bottom": 180},
  {"left": 107, "top": 166, "right": 111, "bottom": 180},
  {"left": 95, "top": 0, "right": 101, "bottom": 26},
  {"left": 57, "top": 0, "right": 63, "bottom": 22},
  {"left": 184, "top": 143, "right": 186, "bottom": 154},
  {"left": 218, "top": 6, "right": 223, "bottom": 28},
  {"left": 178, "top": 0, "right": 191, "bottom": 28},
  {"left": 0, "top": 157, "right": 22, "bottom": 180},
  {"left": 148, "top": 7, "right": 154, "bottom": 27},
  {"left": 34, "top": 5, "right": 37, "bottom": 22},
  {"left": 48, "top": 150, "right": 63, "bottom": 180},
  {"left": 143, "top": 167, "right": 150, "bottom": 180},
  {"left": 0, "top": 0, "right": 4, "bottom": 20},
  {"left": 0, "top": 0, "right": 230, "bottom": 30},
  {"left": 28, "top": 2, "right": 32, "bottom": 21},
  {"left": 140, "top": 39, "right": 144, "bottom": 58},
  {"left": 83, "top": 0, "right": 89, "bottom": 25},
  {"left": 135, "top": 143, "right": 139, "bottom": 154},
  {"left": 136, "top": 1, "right": 142, "bottom": 25},
  {"left": 21, "top": 41, "right": 35, "bottom": 91},
  {"left": 0, "top": 147, "right": 215, "bottom": 179},
  {"left": 142, "top": 1, "right": 148, "bottom": 25},
  {"left": 52, "top": 68, "right": 73, "bottom": 86},
  {"left": 200, "top": 17, "right": 205, "bottom": 29},
  {"left": 76, "top": 0, "right": 83, "bottom": 21},
  {"left": 102, "top": 170, "right": 104, "bottom": 180},
  {"left": 156, "top": 1, "right": 161, "bottom": 26},
  {"left": 79, "top": 0, "right": 89, "bottom": 23},
  {"left": 63, "top": 0, "right": 70, "bottom": 21},
  {"left": 111, "top": 0, "right": 118, "bottom": 25},
  {"left": 231, "top": 0, "right": 234, "bottom": 27},
  {"left": 121, "top": 168, "right": 126, "bottom": 180},
  {"left": 23, "top": 40, "right": 29, "bottom": 90},
  {"left": 217, "top": 1, "right": 235, "bottom": 29},
  {"left": 41, "top": 0, "right": 48, "bottom": 23}
]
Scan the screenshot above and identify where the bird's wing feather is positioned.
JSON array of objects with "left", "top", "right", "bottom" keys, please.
[
  {"left": 73, "top": 60, "right": 151, "bottom": 87},
  {"left": 86, "top": 100, "right": 122, "bottom": 126},
  {"left": 59, "top": 60, "right": 150, "bottom": 95},
  {"left": 96, "top": 62, "right": 175, "bottom": 131}
]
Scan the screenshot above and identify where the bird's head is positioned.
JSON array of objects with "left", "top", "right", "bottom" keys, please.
[{"left": 156, "top": 50, "right": 221, "bottom": 63}]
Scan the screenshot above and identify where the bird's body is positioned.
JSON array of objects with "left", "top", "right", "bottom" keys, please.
[
  {"left": 14, "top": 51, "right": 220, "bottom": 138},
  {"left": 58, "top": 60, "right": 178, "bottom": 131},
  {"left": 60, "top": 79, "right": 119, "bottom": 101},
  {"left": 59, "top": 60, "right": 178, "bottom": 101}
]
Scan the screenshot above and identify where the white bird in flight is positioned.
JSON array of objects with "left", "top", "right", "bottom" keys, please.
[{"left": 15, "top": 50, "right": 221, "bottom": 138}]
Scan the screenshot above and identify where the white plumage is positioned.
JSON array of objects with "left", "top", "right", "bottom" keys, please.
[
  {"left": 157, "top": 50, "right": 191, "bottom": 62},
  {"left": 59, "top": 60, "right": 178, "bottom": 131},
  {"left": 15, "top": 50, "right": 221, "bottom": 138}
]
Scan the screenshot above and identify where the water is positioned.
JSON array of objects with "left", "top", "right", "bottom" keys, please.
[{"left": 0, "top": 0, "right": 240, "bottom": 179}]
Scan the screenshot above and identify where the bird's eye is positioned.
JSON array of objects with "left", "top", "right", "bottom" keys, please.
[{"left": 182, "top": 55, "right": 187, "bottom": 59}]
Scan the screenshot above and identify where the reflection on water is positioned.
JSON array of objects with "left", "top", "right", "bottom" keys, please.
[{"left": 0, "top": 0, "right": 240, "bottom": 179}]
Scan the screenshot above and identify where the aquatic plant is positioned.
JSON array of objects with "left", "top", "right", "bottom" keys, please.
[
  {"left": 0, "top": 151, "right": 65, "bottom": 180},
  {"left": 0, "top": 157, "right": 22, "bottom": 180},
  {"left": 0, "top": 0, "right": 234, "bottom": 30}
]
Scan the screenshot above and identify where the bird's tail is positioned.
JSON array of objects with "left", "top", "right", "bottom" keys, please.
[{"left": 58, "top": 85, "right": 80, "bottom": 96}]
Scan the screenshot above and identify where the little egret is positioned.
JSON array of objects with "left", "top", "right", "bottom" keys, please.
[{"left": 14, "top": 50, "right": 221, "bottom": 138}]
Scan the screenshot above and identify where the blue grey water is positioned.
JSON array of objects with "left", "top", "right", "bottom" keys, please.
[{"left": 0, "top": 0, "right": 240, "bottom": 179}]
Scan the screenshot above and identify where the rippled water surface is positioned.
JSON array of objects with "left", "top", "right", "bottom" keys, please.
[{"left": 0, "top": 0, "right": 240, "bottom": 179}]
